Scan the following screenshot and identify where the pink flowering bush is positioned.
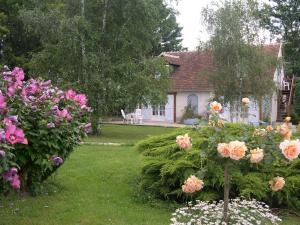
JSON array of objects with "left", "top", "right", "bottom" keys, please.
[{"left": 0, "top": 67, "right": 91, "bottom": 194}]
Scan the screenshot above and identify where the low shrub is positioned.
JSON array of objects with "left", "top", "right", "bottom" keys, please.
[
  {"left": 0, "top": 67, "right": 92, "bottom": 194},
  {"left": 136, "top": 123, "right": 300, "bottom": 210}
]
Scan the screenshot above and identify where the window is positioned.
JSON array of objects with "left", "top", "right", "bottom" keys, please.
[
  {"left": 187, "top": 94, "right": 198, "bottom": 114},
  {"left": 152, "top": 105, "right": 165, "bottom": 116},
  {"left": 168, "top": 64, "right": 179, "bottom": 75}
]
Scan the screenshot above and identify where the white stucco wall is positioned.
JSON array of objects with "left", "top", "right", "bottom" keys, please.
[
  {"left": 176, "top": 91, "right": 213, "bottom": 121},
  {"left": 219, "top": 99, "right": 260, "bottom": 124},
  {"left": 141, "top": 94, "right": 174, "bottom": 122}
]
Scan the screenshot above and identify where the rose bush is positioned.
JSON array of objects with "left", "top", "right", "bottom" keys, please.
[
  {"left": 137, "top": 107, "right": 300, "bottom": 211},
  {"left": 0, "top": 67, "right": 92, "bottom": 194}
]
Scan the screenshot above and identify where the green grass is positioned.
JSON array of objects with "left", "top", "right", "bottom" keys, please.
[
  {"left": 0, "top": 145, "right": 177, "bottom": 225},
  {"left": 1, "top": 124, "right": 299, "bottom": 224},
  {"left": 84, "top": 124, "right": 176, "bottom": 144}
]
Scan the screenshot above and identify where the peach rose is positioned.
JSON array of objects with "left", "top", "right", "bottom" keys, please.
[
  {"left": 182, "top": 175, "right": 204, "bottom": 193},
  {"left": 242, "top": 97, "right": 250, "bottom": 105},
  {"left": 266, "top": 125, "right": 273, "bottom": 132},
  {"left": 249, "top": 148, "right": 264, "bottom": 163},
  {"left": 176, "top": 133, "right": 192, "bottom": 149},
  {"left": 210, "top": 101, "right": 222, "bottom": 113},
  {"left": 217, "top": 143, "right": 230, "bottom": 158},
  {"left": 279, "top": 140, "right": 300, "bottom": 161},
  {"left": 284, "top": 116, "right": 291, "bottom": 122},
  {"left": 277, "top": 123, "right": 292, "bottom": 140},
  {"left": 269, "top": 176, "right": 285, "bottom": 192},
  {"left": 228, "top": 141, "right": 247, "bottom": 160},
  {"left": 253, "top": 128, "right": 267, "bottom": 137}
]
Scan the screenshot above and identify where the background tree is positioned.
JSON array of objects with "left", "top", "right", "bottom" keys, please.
[
  {"left": 260, "top": 0, "right": 300, "bottom": 76},
  {"left": 260, "top": 0, "right": 300, "bottom": 124},
  {"left": 0, "top": 0, "right": 40, "bottom": 70},
  {"left": 16, "top": 0, "right": 183, "bottom": 120},
  {"left": 201, "top": 0, "right": 276, "bottom": 121}
]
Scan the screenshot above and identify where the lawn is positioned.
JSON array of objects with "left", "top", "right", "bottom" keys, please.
[
  {"left": 84, "top": 124, "right": 176, "bottom": 144},
  {"left": 0, "top": 145, "right": 177, "bottom": 225},
  {"left": 0, "top": 125, "right": 299, "bottom": 225}
]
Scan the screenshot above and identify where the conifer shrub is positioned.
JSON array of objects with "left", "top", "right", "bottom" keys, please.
[{"left": 136, "top": 123, "right": 300, "bottom": 210}]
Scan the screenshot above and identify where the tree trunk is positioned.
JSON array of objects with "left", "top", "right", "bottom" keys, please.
[
  {"left": 80, "top": 0, "right": 86, "bottom": 83},
  {"left": 223, "top": 164, "right": 230, "bottom": 223},
  {"left": 102, "top": 0, "right": 108, "bottom": 32}
]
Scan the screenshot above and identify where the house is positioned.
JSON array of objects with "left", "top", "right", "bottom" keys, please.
[{"left": 140, "top": 43, "right": 292, "bottom": 124}]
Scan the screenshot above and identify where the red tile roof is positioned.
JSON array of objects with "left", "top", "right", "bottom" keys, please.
[{"left": 162, "top": 44, "right": 280, "bottom": 92}]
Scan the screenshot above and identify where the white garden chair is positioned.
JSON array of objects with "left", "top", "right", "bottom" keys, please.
[
  {"left": 121, "top": 109, "right": 133, "bottom": 124},
  {"left": 281, "top": 79, "right": 290, "bottom": 91},
  {"left": 135, "top": 108, "right": 143, "bottom": 124}
]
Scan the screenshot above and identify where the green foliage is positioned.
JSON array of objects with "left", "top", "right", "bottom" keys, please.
[
  {"left": 14, "top": 0, "right": 183, "bottom": 117},
  {"left": 201, "top": 0, "right": 276, "bottom": 109},
  {"left": 292, "top": 78, "right": 300, "bottom": 124},
  {"left": 0, "top": 0, "right": 40, "bottom": 69},
  {"left": 260, "top": 0, "right": 300, "bottom": 76},
  {"left": 180, "top": 105, "right": 202, "bottom": 122},
  {"left": 137, "top": 123, "right": 300, "bottom": 210}
]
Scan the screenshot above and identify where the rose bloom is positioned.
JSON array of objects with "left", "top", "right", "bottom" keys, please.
[
  {"left": 217, "top": 143, "right": 230, "bottom": 157},
  {"left": 284, "top": 116, "right": 291, "bottom": 122},
  {"left": 277, "top": 123, "right": 292, "bottom": 140},
  {"left": 210, "top": 101, "right": 222, "bottom": 113},
  {"left": 176, "top": 134, "right": 192, "bottom": 149},
  {"left": 242, "top": 97, "right": 250, "bottom": 105},
  {"left": 279, "top": 140, "right": 300, "bottom": 161},
  {"left": 182, "top": 175, "right": 204, "bottom": 193},
  {"left": 266, "top": 125, "right": 273, "bottom": 132},
  {"left": 269, "top": 177, "right": 285, "bottom": 192},
  {"left": 249, "top": 148, "right": 264, "bottom": 163},
  {"left": 228, "top": 141, "right": 247, "bottom": 160}
]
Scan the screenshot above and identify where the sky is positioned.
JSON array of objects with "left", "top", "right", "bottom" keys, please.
[
  {"left": 172, "top": 0, "right": 270, "bottom": 50},
  {"left": 172, "top": 0, "right": 214, "bottom": 50}
]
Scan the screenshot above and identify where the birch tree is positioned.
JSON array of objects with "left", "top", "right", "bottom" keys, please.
[{"left": 202, "top": 0, "right": 276, "bottom": 121}]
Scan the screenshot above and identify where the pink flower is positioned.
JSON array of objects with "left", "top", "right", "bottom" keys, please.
[
  {"left": 11, "top": 175, "right": 21, "bottom": 189},
  {"left": 249, "top": 148, "right": 264, "bottom": 163},
  {"left": 5, "top": 124, "right": 28, "bottom": 145},
  {"left": 176, "top": 133, "right": 192, "bottom": 149},
  {"left": 217, "top": 143, "right": 230, "bottom": 157},
  {"left": 182, "top": 175, "right": 204, "bottom": 193},
  {"left": 2, "top": 167, "right": 21, "bottom": 189},
  {"left": 12, "top": 67, "right": 24, "bottom": 81},
  {"left": 7, "top": 84, "right": 16, "bottom": 97},
  {"left": 0, "top": 94, "right": 6, "bottom": 109},
  {"left": 65, "top": 89, "right": 77, "bottom": 100},
  {"left": 269, "top": 177, "right": 285, "bottom": 192},
  {"left": 7, "top": 80, "right": 22, "bottom": 97},
  {"left": 57, "top": 109, "right": 72, "bottom": 121},
  {"left": 25, "top": 79, "right": 39, "bottom": 94},
  {"left": 279, "top": 140, "right": 300, "bottom": 161},
  {"left": 228, "top": 141, "right": 247, "bottom": 160},
  {"left": 3, "top": 118, "right": 13, "bottom": 126},
  {"left": 74, "top": 94, "right": 87, "bottom": 106}
]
